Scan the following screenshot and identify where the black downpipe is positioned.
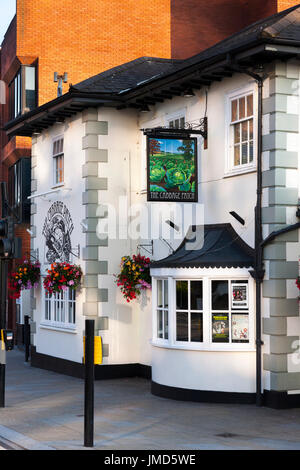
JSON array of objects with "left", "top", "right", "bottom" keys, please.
[
  {"left": 254, "top": 79, "right": 264, "bottom": 407},
  {"left": 229, "top": 61, "right": 265, "bottom": 406}
]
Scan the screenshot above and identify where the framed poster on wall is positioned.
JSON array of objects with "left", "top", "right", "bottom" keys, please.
[
  {"left": 231, "top": 282, "right": 248, "bottom": 309},
  {"left": 231, "top": 314, "right": 249, "bottom": 343},
  {"left": 147, "top": 136, "right": 198, "bottom": 202},
  {"left": 212, "top": 313, "right": 229, "bottom": 343}
]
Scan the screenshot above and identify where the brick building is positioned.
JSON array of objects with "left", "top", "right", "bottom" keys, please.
[{"left": 1, "top": 0, "right": 300, "bottom": 339}]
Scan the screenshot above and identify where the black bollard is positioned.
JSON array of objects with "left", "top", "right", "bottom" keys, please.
[
  {"left": 24, "top": 316, "right": 30, "bottom": 362},
  {"left": 84, "top": 319, "right": 94, "bottom": 448}
]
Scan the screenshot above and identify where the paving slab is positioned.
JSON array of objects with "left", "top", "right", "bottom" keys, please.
[{"left": 1, "top": 350, "right": 300, "bottom": 450}]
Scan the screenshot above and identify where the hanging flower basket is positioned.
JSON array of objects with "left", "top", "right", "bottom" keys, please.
[
  {"left": 8, "top": 260, "right": 41, "bottom": 299},
  {"left": 296, "top": 276, "right": 300, "bottom": 300},
  {"left": 115, "top": 254, "right": 151, "bottom": 303},
  {"left": 43, "top": 262, "right": 83, "bottom": 295}
]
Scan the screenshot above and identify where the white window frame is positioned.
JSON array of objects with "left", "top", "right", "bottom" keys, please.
[
  {"left": 42, "top": 287, "right": 76, "bottom": 331},
  {"left": 165, "top": 108, "right": 186, "bottom": 129},
  {"left": 52, "top": 135, "right": 64, "bottom": 188},
  {"left": 174, "top": 279, "right": 204, "bottom": 345},
  {"left": 155, "top": 278, "right": 169, "bottom": 342},
  {"left": 225, "top": 84, "right": 257, "bottom": 177},
  {"left": 151, "top": 267, "right": 255, "bottom": 352}
]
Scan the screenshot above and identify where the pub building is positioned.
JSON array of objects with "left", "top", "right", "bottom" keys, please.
[{"left": 4, "top": 6, "right": 300, "bottom": 408}]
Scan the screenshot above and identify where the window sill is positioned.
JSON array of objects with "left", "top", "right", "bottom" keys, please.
[
  {"left": 51, "top": 183, "right": 65, "bottom": 189},
  {"left": 40, "top": 323, "right": 77, "bottom": 334},
  {"left": 151, "top": 340, "right": 255, "bottom": 353},
  {"left": 224, "top": 166, "right": 256, "bottom": 178}
]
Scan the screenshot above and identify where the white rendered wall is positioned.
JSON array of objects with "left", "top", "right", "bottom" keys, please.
[{"left": 32, "top": 117, "right": 86, "bottom": 363}]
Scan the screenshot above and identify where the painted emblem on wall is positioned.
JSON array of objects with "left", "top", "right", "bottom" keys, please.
[{"left": 42, "top": 201, "right": 74, "bottom": 263}]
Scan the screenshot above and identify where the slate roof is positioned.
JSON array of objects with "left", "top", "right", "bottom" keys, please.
[
  {"left": 71, "top": 57, "right": 183, "bottom": 95},
  {"left": 150, "top": 224, "right": 255, "bottom": 269}
]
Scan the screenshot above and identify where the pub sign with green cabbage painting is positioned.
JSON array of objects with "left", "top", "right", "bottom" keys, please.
[{"left": 147, "top": 136, "right": 198, "bottom": 202}]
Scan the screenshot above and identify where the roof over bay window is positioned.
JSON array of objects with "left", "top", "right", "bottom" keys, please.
[{"left": 151, "top": 224, "right": 255, "bottom": 269}]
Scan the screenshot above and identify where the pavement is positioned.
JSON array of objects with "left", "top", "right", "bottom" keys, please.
[{"left": 1, "top": 350, "right": 300, "bottom": 450}]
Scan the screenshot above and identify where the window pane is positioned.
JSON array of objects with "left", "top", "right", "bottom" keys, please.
[
  {"left": 234, "top": 123, "right": 240, "bottom": 144},
  {"left": 25, "top": 66, "right": 36, "bottom": 111},
  {"left": 239, "top": 97, "right": 245, "bottom": 119},
  {"left": 157, "top": 280, "right": 163, "bottom": 308},
  {"left": 157, "top": 310, "right": 163, "bottom": 338},
  {"left": 249, "top": 141, "right": 254, "bottom": 162},
  {"left": 231, "top": 99, "right": 237, "bottom": 122},
  {"left": 241, "top": 143, "right": 248, "bottom": 164},
  {"left": 180, "top": 117, "right": 185, "bottom": 128},
  {"left": 241, "top": 121, "right": 248, "bottom": 142},
  {"left": 234, "top": 145, "right": 240, "bottom": 166},
  {"left": 176, "top": 281, "right": 188, "bottom": 310},
  {"left": 247, "top": 94, "right": 253, "bottom": 117},
  {"left": 176, "top": 312, "right": 188, "bottom": 341},
  {"left": 249, "top": 119, "right": 253, "bottom": 139},
  {"left": 191, "top": 281, "right": 203, "bottom": 310},
  {"left": 164, "top": 309, "right": 168, "bottom": 340},
  {"left": 163, "top": 280, "right": 168, "bottom": 308},
  {"left": 211, "top": 280, "right": 228, "bottom": 310},
  {"left": 191, "top": 313, "right": 203, "bottom": 342}
]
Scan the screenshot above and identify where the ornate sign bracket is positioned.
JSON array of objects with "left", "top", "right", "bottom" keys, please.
[
  {"left": 137, "top": 240, "right": 153, "bottom": 256},
  {"left": 141, "top": 117, "right": 207, "bottom": 145}
]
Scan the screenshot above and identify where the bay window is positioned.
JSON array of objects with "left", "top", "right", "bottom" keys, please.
[{"left": 153, "top": 273, "right": 253, "bottom": 350}]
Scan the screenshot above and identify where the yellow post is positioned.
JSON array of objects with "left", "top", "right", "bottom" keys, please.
[{"left": 83, "top": 336, "right": 102, "bottom": 365}]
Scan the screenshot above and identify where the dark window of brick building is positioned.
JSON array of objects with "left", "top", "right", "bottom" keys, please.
[
  {"left": 9, "top": 66, "right": 37, "bottom": 119},
  {"left": 8, "top": 158, "right": 31, "bottom": 223}
]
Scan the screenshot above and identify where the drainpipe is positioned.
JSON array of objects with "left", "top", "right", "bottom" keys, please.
[
  {"left": 228, "top": 60, "right": 265, "bottom": 406},
  {"left": 253, "top": 77, "right": 265, "bottom": 407}
]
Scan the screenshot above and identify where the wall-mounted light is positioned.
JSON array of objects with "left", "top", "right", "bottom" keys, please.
[
  {"left": 80, "top": 221, "right": 88, "bottom": 231},
  {"left": 183, "top": 88, "right": 195, "bottom": 98},
  {"left": 165, "top": 219, "right": 180, "bottom": 232},
  {"left": 140, "top": 104, "right": 150, "bottom": 113},
  {"left": 229, "top": 211, "right": 245, "bottom": 226}
]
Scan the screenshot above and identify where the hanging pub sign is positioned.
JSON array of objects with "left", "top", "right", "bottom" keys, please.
[
  {"left": 212, "top": 313, "right": 229, "bottom": 343},
  {"left": 147, "top": 136, "right": 198, "bottom": 202}
]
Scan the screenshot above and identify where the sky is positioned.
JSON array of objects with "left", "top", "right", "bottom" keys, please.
[{"left": 0, "top": 1, "right": 16, "bottom": 44}]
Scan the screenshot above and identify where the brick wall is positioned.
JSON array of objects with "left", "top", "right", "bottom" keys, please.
[
  {"left": 16, "top": 0, "right": 172, "bottom": 106},
  {"left": 171, "top": 0, "right": 279, "bottom": 58},
  {"left": 277, "top": 0, "right": 300, "bottom": 11}
]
